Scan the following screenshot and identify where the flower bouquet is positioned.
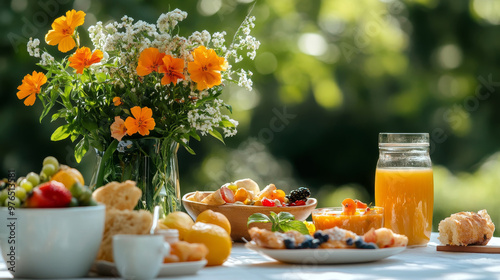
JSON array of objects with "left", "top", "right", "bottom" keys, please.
[{"left": 17, "top": 8, "right": 259, "bottom": 214}]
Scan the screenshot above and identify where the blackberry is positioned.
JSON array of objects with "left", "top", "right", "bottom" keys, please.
[{"left": 287, "top": 187, "right": 311, "bottom": 204}]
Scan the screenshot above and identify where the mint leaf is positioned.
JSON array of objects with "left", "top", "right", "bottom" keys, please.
[
  {"left": 277, "top": 211, "right": 295, "bottom": 221},
  {"left": 278, "top": 220, "right": 310, "bottom": 235},
  {"left": 247, "top": 213, "right": 271, "bottom": 227}
]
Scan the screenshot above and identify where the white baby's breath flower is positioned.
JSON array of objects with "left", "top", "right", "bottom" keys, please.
[
  {"left": 27, "top": 38, "right": 40, "bottom": 57},
  {"left": 39, "top": 51, "right": 54, "bottom": 66}
]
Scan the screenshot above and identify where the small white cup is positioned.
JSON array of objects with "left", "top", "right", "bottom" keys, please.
[{"left": 113, "top": 234, "right": 170, "bottom": 280}]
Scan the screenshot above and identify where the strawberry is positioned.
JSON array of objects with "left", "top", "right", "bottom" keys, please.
[{"left": 25, "top": 181, "right": 72, "bottom": 208}]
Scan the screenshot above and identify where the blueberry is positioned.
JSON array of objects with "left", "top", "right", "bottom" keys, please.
[
  {"left": 299, "top": 238, "right": 313, "bottom": 249},
  {"left": 311, "top": 239, "right": 321, "bottom": 248},
  {"left": 362, "top": 242, "right": 378, "bottom": 249},
  {"left": 346, "top": 237, "right": 354, "bottom": 246},
  {"left": 354, "top": 238, "right": 364, "bottom": 248},
  {"left": 284, "top": 239, "right": 295, "bottom": 249},
  {"left": 314, "top": 232, "right": 329, "bottom": 243}
]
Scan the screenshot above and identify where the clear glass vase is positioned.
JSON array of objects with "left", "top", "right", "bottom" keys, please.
[{"left": 90, "top": 138, "right": 181, "bottom": 216}]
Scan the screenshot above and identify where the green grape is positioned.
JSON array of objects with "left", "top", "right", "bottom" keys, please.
[
  {"left": 79, "top": 188, "right": 93, "bottom": 204},
  {"left": 26, "top": 172, "right": 40, "bottom": 187},
  {"left": 87, "top": 199, "right": 98, "bottom": 206},
  {"left": 16, "top": 177, "right": 25, "bottom": 186},
  {"left": 15, "top": 187, "right": 27, "bottom": 201},
  {"left": 20, "top": 179, "right": 33, "bottom": 192},
  {"left": 41, "top": 164, "right": 56, "bottom": 177},
  {"left": 69, "top": 197, "right": 79, "bottom": 207},
  {"left": 0, "top": 189, "right": 7, "bottom": 206},
  {"left": 70, "top": 182, "right": 83, "bottom": 199},
  {"left": 43, "top": 156, "right": 59, "bottom": 171},
  {"left": 4, "top": 197, "right": 21, "bottom": 208},
  {"left": 39, "top": 173, "right": 48, "bottom": 183}
]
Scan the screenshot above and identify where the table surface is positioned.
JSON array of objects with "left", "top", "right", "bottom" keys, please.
[{"left": 1, "top": 232, "right": 500, "bottom": 280}]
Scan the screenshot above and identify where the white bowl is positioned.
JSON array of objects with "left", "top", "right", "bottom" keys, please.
[{"left": 0, "top": 205, "right": 105, "bottom": 278}]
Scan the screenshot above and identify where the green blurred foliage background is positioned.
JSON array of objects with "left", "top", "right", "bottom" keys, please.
[{"left": 1, "top": 0, "right": 500, "bottom": 234}]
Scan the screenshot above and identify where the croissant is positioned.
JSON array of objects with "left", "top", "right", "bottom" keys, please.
[{"left": 438, "top": 209, "right": 495, "bottom": 246}]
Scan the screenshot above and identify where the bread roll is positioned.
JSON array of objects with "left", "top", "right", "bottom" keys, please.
[
  {"left": 92, "top": 180, "right": 142, "bottom": 210},
  {"left": 438, "top": 209, "right": 495, "bottom": 246}
]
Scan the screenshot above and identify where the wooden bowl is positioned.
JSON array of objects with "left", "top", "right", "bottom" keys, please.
[{"left": 182, "top": 191, "right": 317, "bottom": 242}]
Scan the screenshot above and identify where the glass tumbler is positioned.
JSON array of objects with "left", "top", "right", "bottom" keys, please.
[{"left": 374, "top": 133, "right": 434, "bottom": 246}]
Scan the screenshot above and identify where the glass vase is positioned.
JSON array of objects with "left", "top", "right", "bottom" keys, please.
[{"left": 90, "top": 138, "right": 181, "bottom": 216}]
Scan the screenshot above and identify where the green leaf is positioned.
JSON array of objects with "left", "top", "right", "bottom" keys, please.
[
  {"left": 247, "top": 213, "right": 271, "bottom": 227},
  {"left": 51, "top": 111, "right": 62, "bottom": 122},
  {"left": 278, "top": 220, "right": 310, "bottom": 235},
  {"left": 50, "top": 125, "right": 71, "bottom": 141},
  {"left": 82, "top": 119, "right": 98, "bottom": 131},
  {"left": 221, "top": 119, "right": 235, "bottom": 128},
  {"left": 277, "top": 211, "right": 295, "bottom": 221},
  {"left": 209, "top": 129, "right": 225, "bottom": 144},
  {"left": 74, "top": 137, "right": 89, "bottom": 163},
  {"left": 189, "top": 131, "right": 201, "bottom": 141}
]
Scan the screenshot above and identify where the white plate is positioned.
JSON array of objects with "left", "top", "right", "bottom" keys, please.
[
  {"left": 245, "top": 242, "right": 406, "bottom": 264},
  {"left": 92, "top": 259, "right": 207, "bottom": 277}
]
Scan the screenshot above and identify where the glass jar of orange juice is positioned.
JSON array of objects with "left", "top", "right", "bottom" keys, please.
[{"left": 375, "top": 133, "right": 433, "bottom": 246}]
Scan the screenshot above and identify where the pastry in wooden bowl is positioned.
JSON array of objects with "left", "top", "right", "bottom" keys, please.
[{"left": 438, "top": 209, "right": 495, "bottom": 246}]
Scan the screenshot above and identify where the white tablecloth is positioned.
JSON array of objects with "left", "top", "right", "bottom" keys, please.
[{"left": 2, "top": 233, "right": 500, "bottom": 279}]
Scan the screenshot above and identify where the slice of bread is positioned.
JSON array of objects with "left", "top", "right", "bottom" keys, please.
[
  {"left": 96, "top": 209, "right": 153, "bottom": 262},
  {"left": 92, "top": 180, "right": 142, "bottom": 210}
]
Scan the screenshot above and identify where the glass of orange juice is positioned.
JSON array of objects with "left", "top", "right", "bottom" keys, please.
[{"left": 374, "top": 133, "right": 434, "bottom": 246}]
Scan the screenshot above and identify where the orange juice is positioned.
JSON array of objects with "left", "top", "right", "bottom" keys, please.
[{"left": 375, "top": 168, "right": 433, "bottom": 246}]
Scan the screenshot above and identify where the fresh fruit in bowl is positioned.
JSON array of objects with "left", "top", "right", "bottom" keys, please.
[
  {"left": 182, "top": 179, "right": 317, "bottom": 241},
  {"left": 186, "top": 178, "right": 313, "bottom": 207},
  {"left": 0, "top": 156, "right": 105, "bottom": 278},
  {"left": 0, "top": 156, "right": 97, "bottom": 208}
]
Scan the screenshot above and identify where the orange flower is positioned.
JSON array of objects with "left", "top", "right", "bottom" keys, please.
[
  {"left": 136, "top": 48, "right": 165, "bottom": 76},
  {"left": 68, "top": 47, "right": 103, "bottom": 74},
  {"left": 158, "top": 55, "right": 185, "bottom": 85},
  {"left": 110, "top": 116, "right": 127, "bottom": 141},
  {"left": 124, "top": 106, "right": 156, "bottom": 136},
  {"left": 113, "top": 97, "right": 123, "bottom": 106},
  {"left": 16, "top": 71, "right": 47, "bottom": 106},
  {"left": 187, "top": 46, "right": 227, "bottom": 91},
  {"left": 45, "top": 10, "right": 86, "bottom": 53}
]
